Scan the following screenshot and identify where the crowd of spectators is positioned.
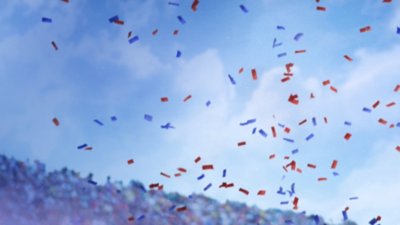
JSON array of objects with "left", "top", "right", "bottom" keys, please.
[{"left": 0, "top": 154, "right": 357, "bottom": 225}]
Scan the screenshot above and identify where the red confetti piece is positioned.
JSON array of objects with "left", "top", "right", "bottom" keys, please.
[
  {"left": 127, "top": 159, "right": 134, "bottom": 165},
  {"left": 383, "top": 0, "right": 392, "bottom": 2},
  {"left": 310, "top": 92, "right": 315, "bottom": 99},
  {"left": 288, "top": 94, "right": 299, "bottom": 105},
  {"left": 281, "top": 77, "right": 291, "bottom": 83},
  {"left": 286, "top": 63, "right": 294, "bottom": 72},
  {"left": 298, "top": 119, "right": 307, "bottom": 126},
  {"left": 52, "top": 118, "right": 60, "bottom": 126},
  {"left": 284, "top": 127, "right": 291, "bottom": 133},
  {"left": 286, "top": 160, "right": 296, "bottom": 171},
  {"left": 394, "top": 84, "right": 400, "bottom": 92},
  {"left": 128, "top": 31, "right": 132, "bottom": 38},
  {"left": 386, "top": 102, "right": 395, "bottom": 107},
  {"left": 84, "top": 147, "right": 93, "bottom": 151},
  {"left": 269, "top": 154, "right": 276, "bottom": 160},
  {"left": 331, "top": 160, "right": 338, "bottom": 169},
  {"left": 183, "top": 95, "right": 192, "bottom": 102},
  {"left": 396, "top": 146, "right": 400, "bottom": 152},
  {"left": 322, "top": 80, "right": 330, "bottom": 86},
  {"left": 316, "top": 6, "right": 326, "bottom": 11},
  {"left": 194, "top": 156, "right": 201, "bottom": 163},
  {"left": 307, "top": 163, "right": 316, "bottom": 169},
  {"left": 174, "top": 173, "right": 181, "bottom": 177},
  {"left": 149, "top": 183, "right": 159, "bottom": 189},
  {"left": 257, "top": 190, "right": 266, "bottom": 196},
  {"left": 296, "top": 168, "right": 302, "bottom": 173},
  {"left": 271, "top": 126, "right": 277, "bottom": 138},
  {"left": 344, "top": 55, "right": 353, "bottom": 62},
  {"left": 177, "top": 167, "right": 187, "bottom": 173},
  {"left": 191, "top": 0, "right": 199, "bottom": 11},
  {"left": 295, "top": 49, "right": 306, "bottom": 54},
  {"left": 284, "top": 72, "right": 293, "bottom": 76},
  {"left": 324, "top": 117, "right": 328, "bottom": 123},
  {"left": 237, "top": 141, "right": 246, "bottom": 147},
  {"left": 372, "top": 100, "right": 380, "bottom": 108},
  {"left": 51, "top": 41, "right": 58, "bottom": 51},
  {"left": 251, "top": 69, "right": 258, "bottom": 80},
  {"left": 114, "top": 20, "right": 124, "bottom": 25},
  {"left": 378, "top": 118, "right": 387, "bottom": 125},
  {"left": 293, "top": 196, "right": 299, "bottom": 210},
  {"left": 176, "top": 206, "right": 187, "bottom": 212},
  {"left": 161, "top": 97, "right": 169, "bottom": 102},
  {"left": 318, "top": 177, "right": 327, "bottom": 181},
  {"left": 152, "top": 29, "right": 159, "bottom": 36},
  {"left": 219, "top": 182, "right": 234, "bottom": 188},
  {"left": 330, "top": 86, "right": 338, "bottom": 93},
  {"left": 160, "top": 172, "right": 171, "bottom": 178},
  {"left": 173, "top": 29, "right": 179, "bottom": 35},
  {"left": 202, "top": 164, "right": 214, "bottom": 170},
  {"left": 128, "top": 216, "right": 134, "bottom": 222},
  {"left": 238, "top": 67, "right": 244, "bottom": 74},
  {"left": 61, "top": 0, "right": 69, "bottom": 3},
  {"left": 284, "top": 156, "right": 290, "bottom": 160},
  {"left": 360, "top": 26, "right": 371, "bottom": 33},
  {"left": 239, "top": 188, "right": 249, "bottom": 195},
  {"left": 344, "top": 133, "right": 352, "bottom": 140}
]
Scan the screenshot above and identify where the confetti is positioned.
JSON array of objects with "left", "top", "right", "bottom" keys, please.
[
  {"left": 202, "top": 164, "right": 214, "bottom": 170},
  {"left": 349, "top": 196, "right": 358, "bottom": 200},
  {"left": 307, "top": 163, "right": 316, "bottom": 169},
  {"left": 144, "top": 114, "right": 153, "bottom": 122},
  {"left": 206, "top": 100, "right": 211, "bottom": 107},
  {"left": 257, "top": 190, "right": 266, "bottom": 196},
  {"left": 160, "top": 172, "right": 171, "bottom": 178},
  {"left": 161, "top": 122, "right": 175, "bottom": 129},
  {"left": 161, "top": 97, "right": 169, "bottom": 102},
  {"left": 41, "top": 17, "right": 52, "bottom": 23},
  {"left": 203, "top": 183, "right": 212, "bottom": 191},
  {"left": 239, "top": 4, "right": 248, "bottom": 13},
  {"left": 51, "top": 41, "right": 58, "bottom": 51},
  {"left": 331, "top": 160, "right": 338, "bottom": 169},
  {"left": 152, "top": 29, "right": 159, "bottom": 36},
  {"left": 222, "top": 169, "right": 226, "bottom": 177},
  {"left": 228, "top": 74, "right": 236, "bottom": 85},
  {"left": 316, "top": 6, "right": 326, "bottom": 11},
  {"left": 128, "top": 36, "right": 139, "bottom": 44},
  {"left": 191, "top": 0, "right": 199, "bottom": 11},
  {"left": 127, "top": 159, "right": 134, "bottom": 165},
  {"left": 291, "top": 149, "right": 299, "bottom": 154},
  {"left": 318, "top": 177, "right": 327, "bottom": 181},
  {"left": 109, "top": 15, "right": 119, "bottom": 23},
  {"left": 258, "top": 129, "right": 267, "bottom": 138},
  {"left": 305, "top": 133, "right": 314, "bottom": 141},
  {"left": 197, "top": 174, "right": 205, "bottom": 180},
  {"left": 110, "top": 116, "right": 117, "bottom": 121},
  {"left": 240, "top": 118, "right": 256, "bottom": 126},
  {"left": 372, "top": 100, "right": 380, "bottom": 108},
  {"left": 237, "top": 141, "right": 246, "bottom": 147},
  {"left": 239, "top": 188, "right": 249, "bottom": 195},
  {"left": 344, "top": 55, "right": 353, "bottom": 62},
  {"left": 194, "top": 156, "right": 201, "bottom": 163},
  {"left": 251, "top": 69, "right": 258, "bottom": 80},
  {"left": 344, "top": 121, "right": 352, "bottom": 126},
  {"left": 288, "top": 94, "right": 299, "bottom": 105},
  {"left": 177, "top": 16, "right": 186, "bottom": 24},
  {"left": 52, "top": 118, "right": 60, "bottom": 126},
  {"left": 176, "top": 50, "right": 182, "bottom": 58},
  {"left": 277, "top": 25, "right": 285, "bottom": 30},
  {"left": 278, "top": 52, "right": 287, "bottom": 58},
  {"left": 94, "top": 119, "right": 104, "bottom": 126},
  {"left": 168, "top": 2, "right": 179, "bottom": 6},
  {"left": 77, "top": 144, "right": 88, "bottom": 150},
  {"left": 360, "top": 26, "right": 371, "bottom": 33},
  {"left": 183, "top": 95, "right": 192, "bottom": 102},
  {"left": 344, "top": 133, "right": 352, "bottom": 140},
  {"left": 294, "top": 32, "right": 304, "bottom": 41}
]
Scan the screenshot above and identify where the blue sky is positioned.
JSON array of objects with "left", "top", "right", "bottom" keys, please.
[{"left": 1, "top": 0, "right": 400, "bottom": 224}]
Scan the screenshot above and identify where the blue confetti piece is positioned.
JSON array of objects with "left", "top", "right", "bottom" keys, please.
[
  {"left": 258, "top": 129, "right": 267, "bottom": 138},
  {"left": 397, "top": 27, "right": 400, "bottom": 34},
  {"left": 168, "top": 2, "right": 179, "bottom": 6},
  {"left": 349, "top": 196, "right": 358, "bottom": 200},
  {"left": 277, "top": 186, "right": 286, "bottom": 195},
  {"left": 294, "top": 32, "right": 304, "bottom": 41},
  {"left": 240, "top": 118, "right": 256, "bottom": 126},
  {"left": 169, "top": 205, "right": 176, "bottom": 211},
  {"left": 228, "top": 74, "right": 236, "bottom": 85},
  {"left": 161, "top": 122, "right": 175, "bottom": 129},
  {"left": 312, "top": 117, "right": 317, "bottom": 126},
  {"left": 94, "top": 119, "right": 104, "bottom": 126},
  {"left": 342, "top": 210, "right": 348, "bottom": 221},
  {"left": 110, "top": 116, "right": 117, "bottom": 121},
  {"left": 128, "top": 35, "right": 139, "bottom": 44},
  {"left": 306, "top": 133, "right": 314, "bottom": 141},
  {"left": 369, "top": 218, "right": 378, "bottom": 225},
  {"left": 177, "top": 15, "right": 186, "bottom": 24},
  {"left": 176, "top": 50, "right": 182, "bottom": 58},
  {"left": 291, "top": 148, "right": 299, "bottom": 154},
  {"left": 88, "top": 180, "right": 97, "bottom": 185},
  {"left": 277, "top": 25, "right": 285, "bottom": 30},
  {"left": 397, "top": 122, "right": 400, "bottom": 127},
  {"left": 206, "top": 101, "right": 211, "bottom": 107},
  {"left": 77, "top": 144, "right": 88, "bottom": 150},
  {"left": 312, "top": 215, "right": 320, "bottom": 225},
  {"left": 197, "top": 174, "right": 205, "bottom": 180},
  {"left": 285, "top": 219, "right": 293, "bottom": 224},
  {"left": 137, "top": 215, "right": 145, "bottom": 221},
  {"left": 239, "top": 4, "right": 248, "bottom": 13},
  {"left": 252, "top": 127, "right": 257, "bottom": 134},
  {"left": 277, "top": 52, "right": 287, "bottom": 58},
  {"left": 109, "top": 15, "right": 119, "bottom": 23},
  {"left": 363, "top": 107, "right": 372, "bottom": 112},
  {"left": 278, "top": 123, "right": 285, "bottom": 128},
  {"left": 272, "top": 38, "right": 282, "bottom": 48},
  {"left": 203, "top": 183, "right": 212, "bottom": 191},
  {"left": 344, "top": 121, "right": 352, "bottom": 126},
  {"left": 333, "top": 171, "right": 339, "bottom": 176},
  {"left": 41, "top": 17, "right": 52, "bottom": 23},
  {"left": 144, "top": 114, "right": 153, "bottom": 122},
  {"left": 283, "top": 137, "right": 294, "bottom": 143},
  {"left": 222, "top": 169, "right": 226, "bottom": 178},
  {"left": 280, "top": 201, "right": 289, "bottom": 205}
]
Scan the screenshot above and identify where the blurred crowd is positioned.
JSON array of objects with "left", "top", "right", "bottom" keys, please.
[{"left": 0, "top": 154, "right": 356, "bottom": 225}]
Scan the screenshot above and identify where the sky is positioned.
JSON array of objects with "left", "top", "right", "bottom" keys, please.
[{"left": 0, "top": 0, "right": 399, "bottom": 224}]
